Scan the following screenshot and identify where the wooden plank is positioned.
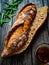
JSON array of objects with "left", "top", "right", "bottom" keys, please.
[
  {"left": 0, "top": 0, "right": 2, "bottom": 52},
  {"left": 1, "top": 0, "right": 12, "bottom": 50},
  {"left": 0, "top": 1, "right": 6, "bottom": 65},
  {"left": 0, "top": 1, "right": 2, "bottom": 65},
  {"left": 29, "top": 0, "right": 43, "bottom": 7},
  {"left": 1, "top": 0, "right": 13, "bottom": 65},
  {"left": 22, "top": 47, "right": 32, "bottom": 65},
  {"left": 47, "top": 0, "right": 49, "bottom": 42},
  {"left": 43, "top": 0, "right": 48, "bottom": 6},
  {"left": 48, "top": 15, "right": 49, "bottom": 42},
  {"left": 42, "top": 0, "right": 48, "bottom": 43}
]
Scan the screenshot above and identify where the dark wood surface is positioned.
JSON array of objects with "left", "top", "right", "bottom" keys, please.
[{"left": 0, "top": 0, "right": 49, "bottom": 65}]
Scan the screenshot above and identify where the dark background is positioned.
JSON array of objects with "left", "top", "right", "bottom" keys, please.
[{"left": 0, "top": 0, "right": 49, "bottom": 65}]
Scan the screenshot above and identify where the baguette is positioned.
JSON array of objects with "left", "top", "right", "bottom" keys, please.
[
  {"left": 1, "top": 3, "right": 36, "bottom": 57},
  {"left": 1, "top": 3, "right": 48, "bottom": 58}
]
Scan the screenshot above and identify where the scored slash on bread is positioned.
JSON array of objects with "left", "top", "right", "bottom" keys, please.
[{"left": 1, "top": 3, "right": 48, "bottom": 58}]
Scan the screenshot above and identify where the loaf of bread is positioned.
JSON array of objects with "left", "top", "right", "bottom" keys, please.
[{"left": 1, "top": 3, "right": 48, "bottom": 58}]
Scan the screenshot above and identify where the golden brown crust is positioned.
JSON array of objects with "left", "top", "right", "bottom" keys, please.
[
  {"left": 1, "top": 3, "right": 36, "bottom": 57},
  {"left": 5, "top": 3, "right": 36, "bottom": 46}
]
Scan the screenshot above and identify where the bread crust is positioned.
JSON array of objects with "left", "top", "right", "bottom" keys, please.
[{"left": 1, "top": 3, "right": 37, "bottom": 57}]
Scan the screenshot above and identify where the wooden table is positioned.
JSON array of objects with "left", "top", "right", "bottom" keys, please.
[{"left": 0, "top": 0, "right": 49, "bottom": 65}]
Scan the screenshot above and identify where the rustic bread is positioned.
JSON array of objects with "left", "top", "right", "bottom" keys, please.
[
  {"left": 1, "top": 4, "right": 48, "bottom": 57},
  {"left": 1, "top": 3, "right": 36, "bottom": 57}
]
